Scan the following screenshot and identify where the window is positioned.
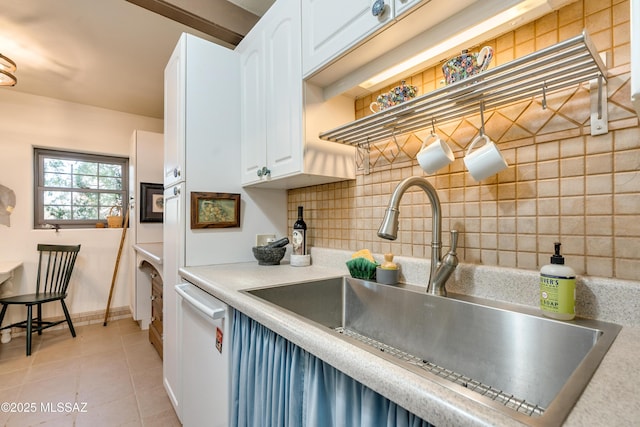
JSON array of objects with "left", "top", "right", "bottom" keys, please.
[{"left": 34, "top": 148, "right": 129, "bottom": 229}]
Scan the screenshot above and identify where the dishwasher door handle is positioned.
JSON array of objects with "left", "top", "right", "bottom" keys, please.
[{"left": 176, "top": 283, "right": 225, "bottom": 320}]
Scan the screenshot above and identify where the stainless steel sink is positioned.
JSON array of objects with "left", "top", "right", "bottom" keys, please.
[{"left": 244, "top": 277, "right": 621, "bottom": 426}]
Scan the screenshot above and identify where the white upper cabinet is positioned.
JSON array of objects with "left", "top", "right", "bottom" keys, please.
[
  {"left": 239, "top": 0, "right": 301, "bottom": 186},
  {"left": 239, "top": 0, "right": 355, "bottom": 188},
  {"left": 302, "top": 0, "right": 394, "bottom": 77}
]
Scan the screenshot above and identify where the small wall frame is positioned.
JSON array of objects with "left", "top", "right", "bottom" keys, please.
[
  {"left": 190, "top": 192, "right": 241, "bottom": 229},
  {"left": 140, "top": 182, "right": 164, "bottom": 223}
]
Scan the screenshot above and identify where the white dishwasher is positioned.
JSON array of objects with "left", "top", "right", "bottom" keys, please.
[{"left": 175, "top": 282, "right": 230, "bottom": 427}]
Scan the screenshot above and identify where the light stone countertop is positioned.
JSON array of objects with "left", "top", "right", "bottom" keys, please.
[
  {"left": 132, "top": 243, "right": 163, "bottom": 265},
  {"left": 179, "top": 247, "right": 640, "bottom": 427}
]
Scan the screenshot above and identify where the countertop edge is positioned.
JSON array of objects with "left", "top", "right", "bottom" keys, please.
[{"left": 133, "top": 243, "right": 163, "bottom": 266}]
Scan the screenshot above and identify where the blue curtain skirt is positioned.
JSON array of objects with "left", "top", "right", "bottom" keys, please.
[{"left": 231, "top": 310, "right": 433, "bottom": 427}]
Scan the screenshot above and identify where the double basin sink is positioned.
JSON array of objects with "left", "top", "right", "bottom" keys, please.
[{"left": 244, "top": 276, "right": 621, "bottom": 426}]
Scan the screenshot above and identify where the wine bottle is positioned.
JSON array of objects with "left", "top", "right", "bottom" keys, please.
[{"left": 292, "top": 206, "right": 307, "bottom": 255}]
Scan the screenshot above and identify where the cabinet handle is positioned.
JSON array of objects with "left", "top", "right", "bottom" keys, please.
[
  {"left": 173, "top": 186, "right": 180, "bottom": 196},
  {"left": 173, "top": 167, "right": 181, "bottom": 178},
  {"left": 150, "top": 295, "right": 156, "bottom": 301},
  {"left": 257, "top": 166, "right": 271, "bottom": 177},
  {"left": 371, "top": 0, "right": 386, "bottom": 17}
]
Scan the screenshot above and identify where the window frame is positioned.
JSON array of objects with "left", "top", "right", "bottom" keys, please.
[{"left": 33, "top": 147, "right": 129, "bottom": 229}]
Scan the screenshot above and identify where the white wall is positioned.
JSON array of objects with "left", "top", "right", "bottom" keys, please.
[
  {"left": 0, "top": 90, "right": 162, "bottom": 324},
  {"left": 130, "top": 130, "right": 164, "bottom": 245}
]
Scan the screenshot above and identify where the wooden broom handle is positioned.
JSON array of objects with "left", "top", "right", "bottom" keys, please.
[{"left": 103, "top": 207, "right": 130, "bottom": 326}]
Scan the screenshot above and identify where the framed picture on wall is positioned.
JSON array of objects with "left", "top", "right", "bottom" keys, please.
[
  {"left": 190, "top": 192, "right": 241, "bottom": 229},
  {"left": 140, "top": 182, "right": 164, "bottom": 223}
]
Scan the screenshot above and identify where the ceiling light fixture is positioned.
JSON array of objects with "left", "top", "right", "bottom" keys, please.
[
  {"left": 0, "top": 53, "right": 17, "bottom": 86},
  {"left": 359, "top": 0, "right": 550, "bottom": 90}
]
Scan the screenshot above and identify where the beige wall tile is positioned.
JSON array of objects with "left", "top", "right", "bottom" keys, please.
[
  {"left": 586, "top": 195, "right": 613, "bottom": 214},
  {"left": 560, "top": 21, "right": 585, "bottom": 41},
  {"left": 586, "top": 256, "right": 614, "bottom": 277},
  {"left": 561, "top": 196, "right": 585, "bottom": 215},
  {"left": 616, "top": 259, "right": 640, "bottom": 280},
  {"left": 613, "top": 42, "right": 631, "bottom": 67},
  {"left": 586, "top": 153, "right": 613, "bottom": 174},
  {"left": 585, "top": 0, "right": 611, "bottom": 15},
  {"left": 517, "top": 251, "right": 538, "bottom": 270},
  {"left": 614, "top": 215, "right": 640, "bottom": 236},
  {"left": 561, "top": 156, "right": 585, "bottom": 176},
  {"left": 613, "top": 22, "right": 630, "bottom": 46},
  {"left": 559, "top": 1, "right": 584, "bottom": 25},
  {"left": 536, "top": 31, "right": 558, "bottom": 50},
  {"left": 614, "top": 193, "right": 640, "bottom": 213},
  {"left": 614, "top": 172, "right": 640, "bottom": 193},
  {"left": 612, "top": 1, "right": 630, "bottom": 26},
  {"left": 585, "top": 215, "right": 613, "bottom": 236},
  {"left": 536, "top": 12, "right": 558, "bottom": 35}
]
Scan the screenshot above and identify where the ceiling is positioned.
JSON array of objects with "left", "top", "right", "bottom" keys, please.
[{"left": 0, "top": 0, "right": 274, "bottom": 119}]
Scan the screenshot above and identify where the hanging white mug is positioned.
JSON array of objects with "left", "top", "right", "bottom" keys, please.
[
  {"left": 416, "top": 133, "right": 454, "bottom": 174},
  {"left": 463, "top": 134, "right": 508, "bottom": 181}
]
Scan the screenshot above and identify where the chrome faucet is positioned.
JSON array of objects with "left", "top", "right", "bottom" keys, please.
[{"left": 378, "top": 176, "right": 459, "bottom": 296}]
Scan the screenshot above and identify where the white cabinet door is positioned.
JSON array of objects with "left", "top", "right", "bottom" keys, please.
[
  {"left": 239, "top": 0, "right": 302, "bottom": 186},
  {"left": 238, "top": 26, "right": 267, "bottom": 185},
  {"left": 264, "top": 0, "right": 302, "bottom": 179},
  {"left": 162, "top": 184, "right": 184, "bottom": 420},
  {"left": 302, "top": 0, "right": 393, "bottom": 77},
  {"left": 178, "top": 283, "right": 230, "bottom": 427},
  {"left": 163, "top": 43, "right": 184, "bottom": 188}
]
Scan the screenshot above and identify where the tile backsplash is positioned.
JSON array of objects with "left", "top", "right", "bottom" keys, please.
[{"left": 289, "top": 0, "right": 639, "bottom": 281}]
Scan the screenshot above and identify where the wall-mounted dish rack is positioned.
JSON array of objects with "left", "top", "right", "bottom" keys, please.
[{"left": 319, "top": 31, "right": 608, "bottom": 148}]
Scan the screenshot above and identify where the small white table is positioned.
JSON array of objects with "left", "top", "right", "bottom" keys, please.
[{"left": 0, "top": 261, "right": 23, "bottom": 343}]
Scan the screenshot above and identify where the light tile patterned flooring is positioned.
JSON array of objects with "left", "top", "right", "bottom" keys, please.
[{"left": 0, "top": 319, "right": 180, "bottom": 426}]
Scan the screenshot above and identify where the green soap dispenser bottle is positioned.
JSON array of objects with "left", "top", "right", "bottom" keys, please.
[{"left": 540, "top": 242, "right": 576, "bottom": 320}]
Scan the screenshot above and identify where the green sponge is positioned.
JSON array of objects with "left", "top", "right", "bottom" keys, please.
[{"left": 346, "top": 257, "right": 378, "bottom": 280}]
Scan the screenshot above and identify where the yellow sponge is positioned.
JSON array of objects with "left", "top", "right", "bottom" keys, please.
[{"left": 352, "top": 249, "right": 375, "bottom": 263}]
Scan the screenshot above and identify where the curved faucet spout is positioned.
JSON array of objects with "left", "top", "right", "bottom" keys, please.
[{"left": 378, "top": 176, "right": 457, "bottom": 295}]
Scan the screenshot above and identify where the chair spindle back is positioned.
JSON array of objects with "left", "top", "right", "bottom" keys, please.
[{"left": 36, "top": 244, "right": 81, "bottom": 295}]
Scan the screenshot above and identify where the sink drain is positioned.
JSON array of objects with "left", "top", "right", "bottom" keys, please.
[{"left": 334, "top": 327, "right": 545, "bottom": 417}]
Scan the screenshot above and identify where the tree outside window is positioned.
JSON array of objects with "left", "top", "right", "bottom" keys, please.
[{"left": 34, "top": 148, "right": 129, "bottom": 228}]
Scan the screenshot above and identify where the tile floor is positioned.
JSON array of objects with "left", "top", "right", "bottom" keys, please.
[{"left": 0, "top": 318, "right": 180, "bottom": 426}]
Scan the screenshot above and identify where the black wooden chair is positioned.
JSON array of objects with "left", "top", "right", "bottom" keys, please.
[{"left": 0, "top": 244, "right": 81, "bottom": 356}]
